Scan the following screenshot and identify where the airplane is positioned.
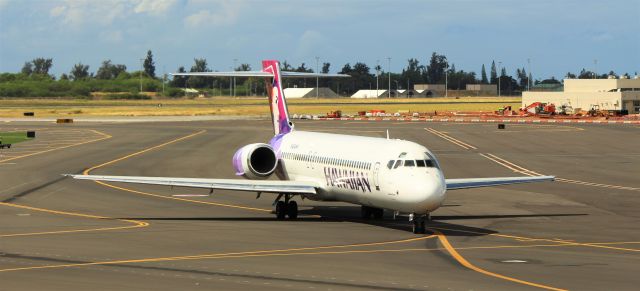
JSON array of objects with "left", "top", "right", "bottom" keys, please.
[{"left": 68, "top": 60, "right": 554, "bottom": 234}]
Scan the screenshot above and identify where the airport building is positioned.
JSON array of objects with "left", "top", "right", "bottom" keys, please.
[
  {"left": 351, "top": 89, "right": 389, "bottom": 98},
  {"left": 283, "top": 87, "right": 339, "bottom": 98},
  {"left": 466, "top": 84, "right": 497, "bottom": 95},
  {"left": 522, "top": 78, "right": 640, "bottom": 114},
  {"left": 414, "top": 84, "right": 445, "bottom": 97}
]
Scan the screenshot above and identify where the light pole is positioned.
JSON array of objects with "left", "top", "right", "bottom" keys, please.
[
  {"left": 162, "top": 65, "right": 166, "bottom": 95},
  {"left": 498, "top": 61, "right": 502, "bottom": 97},
  {"left": 315, "top": 56, "right": 319, "bottom": 98},
  {"left": 445, "top": 64, "right": 448, "bottom": 97},
  {"left": 376, "top": 59, "right": 379, "bottom": 97},
  {"left": 233, "top": 59, "right": 237, "bottom": 97},
  {"left": 139, "top": 58, "right": 144, "bottom": 93},
  {"left": 527, "top": 58, "right": 531, "bottom": 91},
  {"left": 386, "top": 57, "right": 391, "bottom": 98}
]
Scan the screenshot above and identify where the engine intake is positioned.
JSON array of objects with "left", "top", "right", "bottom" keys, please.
[{"left": 232, "top": 143, "right": 277, "bottom": 179}]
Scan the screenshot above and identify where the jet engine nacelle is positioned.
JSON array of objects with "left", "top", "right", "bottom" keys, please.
[{"left": 232, "top": 143, "right": 278, "bottom": 179}]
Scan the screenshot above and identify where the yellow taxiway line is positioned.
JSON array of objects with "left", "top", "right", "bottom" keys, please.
[
  {"left": 0, "top": 202, "right": 148, "bottom": 238},
  {"left": 0, "top": 130, "right": 112, "bottom": 163},
  {"left": 0, "top": 235, "right": 435, "bottom": 273},
  {"left": 433, "top": 230, "right": 568, "bottom": 291}
]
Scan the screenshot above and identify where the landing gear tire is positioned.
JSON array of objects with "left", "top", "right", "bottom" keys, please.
[
  {"left": 287, "top": 201, "right": 298, "bottom": 219},
  {"left": 275, "top": 201, "right": 287, "bottom": 220},
  {"left": 412, "top": 215, "right": 426, "bottom": 234}
]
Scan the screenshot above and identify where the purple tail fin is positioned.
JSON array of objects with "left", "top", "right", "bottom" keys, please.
[{"left": 262, "top": 60, "right": 293, "bottom": 135}]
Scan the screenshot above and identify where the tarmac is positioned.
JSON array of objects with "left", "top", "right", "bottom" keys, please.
[{"left": 0, "top": 119, "right": 638, "bottom": 290}]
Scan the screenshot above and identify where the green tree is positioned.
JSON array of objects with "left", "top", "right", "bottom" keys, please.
[
  {"left": 281, "top": 61, "right": 293, "bottom": 71},
  {"left": 143, "top": 50, "right": 156, "bottom": 78},
  {"left": 578, "top": 68, "right": 595, "bottom": 79},
  {"left": 481, "top": 64, "right": 488, "bottom": 84},
  {"left": 337, "top": 62, "right": 374, "bottom": 94},
  {"left": 21, "top": 62, "right": 33, "bottom": 75},
  {"left": 171, "top": 66, "right": 187, "bottom": 88},
  {"left": 401, "top": 58, "right": 424, "bottom": 89},
  {"left": 188, "top": 58, "right": 210, "bottom": 88},
  {"left": 565, "top": 72, "right": 577, "bottom": 79},
  {"left": 70, "top": 63, "right": 90, "bottom": 81},
  {"left": 32, "top": 58, "right": 53, "bottom": 75},
  {"left": 321, "top": 62, "right": 330, "bottom": 74},
  {"left": 425, "top": 52, "right": 448, "bottom": 84},
  {"left": 490, "top": 60, "right": 497, "bottom": 84},
  {"left": 96, "top": 60, "right": 127, "bottom": 79},
  {"left": 516, "top": 67, "right": 528, "bottom": 88}
]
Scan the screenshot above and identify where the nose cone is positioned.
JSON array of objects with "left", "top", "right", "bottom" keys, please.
[{"left": 398, "top": 172, "right": 446, "bottom": 213}]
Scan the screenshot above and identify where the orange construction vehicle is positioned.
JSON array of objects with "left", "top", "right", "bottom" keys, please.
[
  {"left": 520, "top": 102, "right": 556, "bottom": 116},
  {"left": 326, "top": 110, "right": 342, "bottom": 118}
]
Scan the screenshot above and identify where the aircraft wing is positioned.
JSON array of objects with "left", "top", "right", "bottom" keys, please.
[
  {"left": 65, "top": 175, "right": 319, "bottom": 195},
  {"left": 445, "top": 176, "right": 554, "bottom": 190},
  {"left": 171, "top": 71, "right": 350, "bottom": 78}
]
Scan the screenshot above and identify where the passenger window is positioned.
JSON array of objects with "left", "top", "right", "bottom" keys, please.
[
  {"left": 387, "top": 160, "right": 394, "bottom": 169},
  {"left": 416, "top": 160, "right": 426, "bottom": 167},
  {"left": 393, "top": 160, "right": 402, "bottom": 169},
  {"left": 405, "top": 160, "right": 415, "bottom": 167}
]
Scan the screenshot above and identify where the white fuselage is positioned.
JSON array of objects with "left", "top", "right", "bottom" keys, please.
[{"left": 275, "top": 131, "right": 446, "bottom": 214}]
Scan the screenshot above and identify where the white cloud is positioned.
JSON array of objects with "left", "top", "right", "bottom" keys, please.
[
  {"left": 184, "top": 1, "right": 244, "bottom": 27},
  {"left": 49, "top": 0, "right": 127, "bottom": 26},
  {"left": 49, "top": 0, "right": 173, "bottom": 27},
  {"left": 0, "top": 0, "right": 10, "bottom": 10},
  {"left": 134, "top": 0, "right": 176, "bottom": 15},
  {"left": 50, "top": 5, "right": 66, "bottom": 17}
]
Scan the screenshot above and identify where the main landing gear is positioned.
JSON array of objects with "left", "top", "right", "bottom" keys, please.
[
  {"left": 410, "top": 213, "right": 430, "bottom": 234},
  {"left": 274, "top": 194, "right": 298, "bottom": 220},
  {"left": 361, "top": 206, "right": 384, "bottom": 219}
]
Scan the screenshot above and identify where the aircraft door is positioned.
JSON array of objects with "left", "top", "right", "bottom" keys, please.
[{"left": 373, "top": 162, "right": 380, "bottom": 191}]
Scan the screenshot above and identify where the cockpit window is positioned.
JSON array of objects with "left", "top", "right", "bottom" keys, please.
[
  {"left": 404, "top": 160, "right": 415, "bottom": 167},
  {"left": 387, "top": 160, "right": 394, "bottom": 169},
  {"left": 425, "top": 160, "right": 436, "bottom": 168},
  {"left": 393, "top": 160, "right": 402, "bottom": 169},
  {"left": 416, "top": 160, "right": 426, "bottom": 167},
  {"left": 424, "top": 152, "right": 441, "bottom": 169}
]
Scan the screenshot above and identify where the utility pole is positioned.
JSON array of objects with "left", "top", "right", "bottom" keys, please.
[
  {"left": 386, "top": 57, "right": 391, "bottom": 98},
  {"left": 445, "top": 63, "right": 449, "bottom": 97},
  {"left": 139, "top": 58, "right": 144, "bottom": 93},
  {"left": 376, "top": 59, "right": 380, "bottom": 97},
  {"left": 498, "top": 61, "right": 502, "bottom": 97},
  {"left": 233, "top": 59, "right": 237, "bottom": 97},
  {"left": 527, "top": 58, "right": 531, "bottom": 91},
  {"left": 315, "top": 56, "right": 319, "bottom": 98},
  {"left": 594, "top": 59, "right": 598, "bottom": 79}
]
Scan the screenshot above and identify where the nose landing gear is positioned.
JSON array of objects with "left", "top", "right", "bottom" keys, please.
[{"left": 410, "top": 213, "right": 430, "bottom": 234}]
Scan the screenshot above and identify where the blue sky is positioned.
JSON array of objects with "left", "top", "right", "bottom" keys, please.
[{"left": 1, "top": 0, "right": 638, "bottom": 80}]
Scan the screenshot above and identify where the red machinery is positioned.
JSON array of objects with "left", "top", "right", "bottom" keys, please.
[{"left": 520, "top": 102, "right": 556, "bottom": 116}]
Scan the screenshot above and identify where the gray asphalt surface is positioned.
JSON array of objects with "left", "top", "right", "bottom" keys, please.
[{"left": 0, "top": 120, "right": 638, "bottom": 291}]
